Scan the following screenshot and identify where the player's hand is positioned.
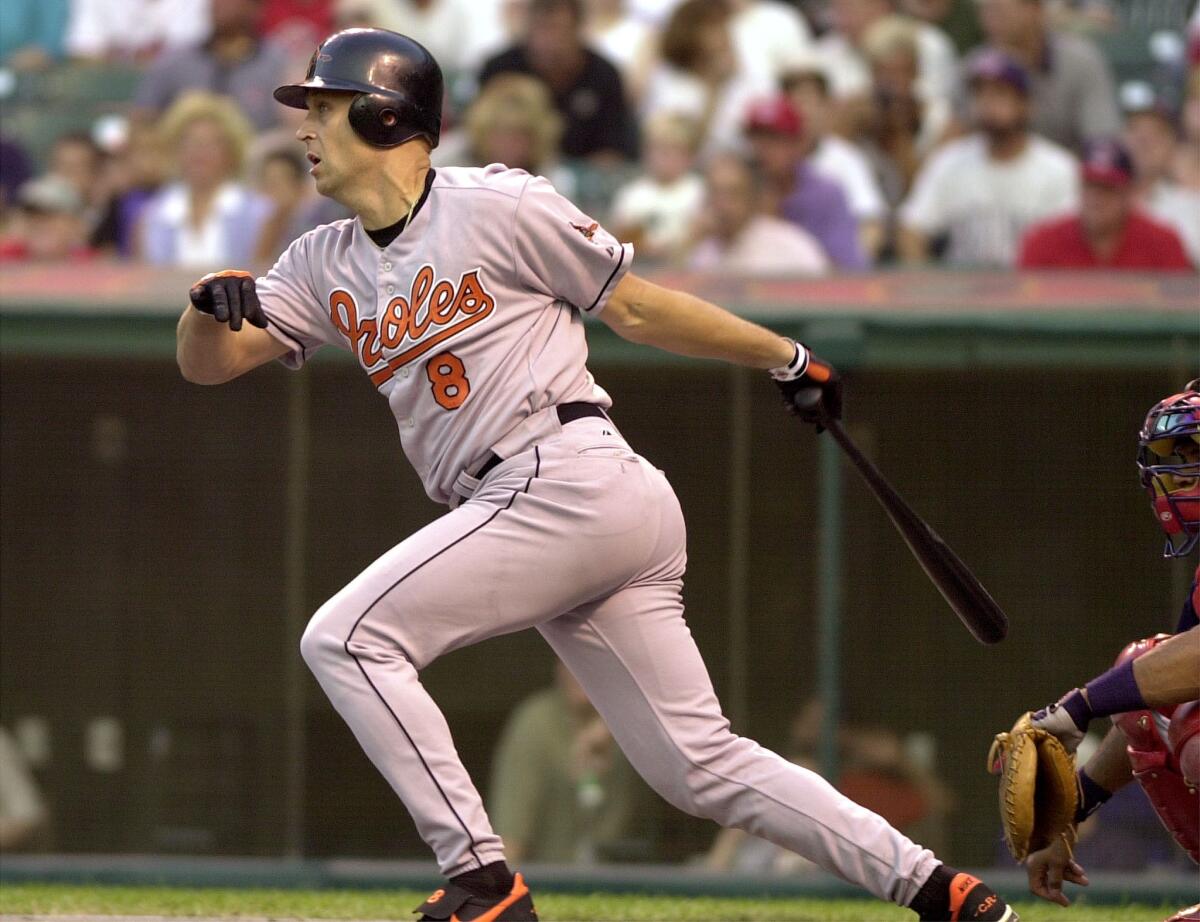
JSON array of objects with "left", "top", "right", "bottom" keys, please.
[
  {"left": 189, "top": 269, "right": 268, "bottom": 332},
  {"left": 1025, "top": 835, "right": 1087, "bottom": 906},
  {"left": 1030, "top": 690, "right": 1088, "bottom": 754},
  {"left": 771, "top": 340, "right": 843, "bottom": 431}
]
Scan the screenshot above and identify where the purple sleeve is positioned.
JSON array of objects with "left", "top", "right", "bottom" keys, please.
[
  {"left": 781, "top": 169, "right": 866, "bottom": 270},
  {"left": 512, "top": 175, "right": 634, "bottom": 314}
]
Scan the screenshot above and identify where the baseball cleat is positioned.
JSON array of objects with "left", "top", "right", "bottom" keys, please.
[
  {"left": 917, "top": 872, "right": 1017, "bottom": 922},
  {"left": 414, "top": 872, "right": 537, "bottom": 921}
]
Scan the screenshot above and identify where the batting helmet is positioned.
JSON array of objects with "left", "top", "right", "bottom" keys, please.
[
  {"left": 1137, "top": 378, "right": 1200, "bottom": 558},
  {"left": 274, "top": 29, "right": 443, "bottom": 149}
]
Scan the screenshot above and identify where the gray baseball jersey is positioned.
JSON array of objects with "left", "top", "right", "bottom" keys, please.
[
  {"left": 256, "top": 165, "right": 632, "bottom": 504},
  {"left": 265, "top": 165, "right": 940, "bottom": 907}
]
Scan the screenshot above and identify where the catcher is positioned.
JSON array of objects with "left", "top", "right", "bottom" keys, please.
[{"left": 991, "top": 380, "right": 1200, "bottom": 914}]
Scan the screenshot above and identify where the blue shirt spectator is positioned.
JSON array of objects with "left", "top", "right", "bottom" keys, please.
[{"left": 0, "top": 0, "right": 70, "bottom": 70}]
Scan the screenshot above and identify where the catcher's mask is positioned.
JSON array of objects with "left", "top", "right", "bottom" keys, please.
[{"left": 1138, "top": 378, "right": 1200, "bottom": 557}]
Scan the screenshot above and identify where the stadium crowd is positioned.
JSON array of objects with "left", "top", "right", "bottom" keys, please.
[{"left": 0, "top": 0, "right": 1197, "bottom": 272}]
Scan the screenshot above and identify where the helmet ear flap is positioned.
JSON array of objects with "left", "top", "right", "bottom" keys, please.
[{"left": 348, "top": 92, "right": 409, "bottom": 147}]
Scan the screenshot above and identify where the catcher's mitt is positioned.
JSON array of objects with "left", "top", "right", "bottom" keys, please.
[{"left": 988, "top": 713, "right": 1079, "bottom": 861}]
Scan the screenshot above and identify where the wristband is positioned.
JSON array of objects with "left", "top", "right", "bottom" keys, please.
[
  {"left": 769, "top": 340, "right": 810, "bottom": 381},
  {"left": 1084, "top": 659, "right": 1147, "bottom": 719},
  {"left": 1074, "top": 769, "right": 1112, "bottom": 824}
]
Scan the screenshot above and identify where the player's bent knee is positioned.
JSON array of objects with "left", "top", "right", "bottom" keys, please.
[{"left": 299, "top": 607, "right": 348, "bottom": 672}]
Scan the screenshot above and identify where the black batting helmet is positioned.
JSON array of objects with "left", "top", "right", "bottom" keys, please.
[{"left": 274, "top": 29, "right": 443, "bottom": 149}]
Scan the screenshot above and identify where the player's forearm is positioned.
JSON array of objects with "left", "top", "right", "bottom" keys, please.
[
  {"left": 1131, "top": 627, "right": 1200, "bottom": 708},
  {"left": 604, "top": 275, "right": 793, "bottom": 369},
  {"left": 1082, "top": 725, "right": 1135, "bottom": 796},
  {"left": 176, "top": 308, "right": 248, "bottom": 385}
]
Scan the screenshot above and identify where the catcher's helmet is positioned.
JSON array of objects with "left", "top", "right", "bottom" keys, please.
[
  {"left": 1137, "top": 379, "right": 1200, "bottom": 557},
  {"left": 274, "top": 29, "right": 443, "bottom": 149}
]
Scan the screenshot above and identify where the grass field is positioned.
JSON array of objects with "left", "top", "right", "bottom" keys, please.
[{"left": 0, "top": 884, "right": 1179, "bottom": 922}]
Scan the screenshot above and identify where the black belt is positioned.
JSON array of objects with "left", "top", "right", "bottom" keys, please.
[{"left": 474, "top": 402, "right": 608, "bottom": 481}]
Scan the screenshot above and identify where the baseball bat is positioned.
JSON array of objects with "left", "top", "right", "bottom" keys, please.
[{"left": 795, "top": 394, "right": 1008, "bottom": 644}]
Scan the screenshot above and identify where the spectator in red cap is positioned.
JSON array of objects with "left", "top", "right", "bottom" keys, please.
[
  {"left": 899, "top": 49, "right": 1078, "bottom": 267},
  {"left": 1018, "top": 138, "right": 1193, "bottom": 270},
  {"left": 743, "top": 94, "right": 865, "bottom": 270}
]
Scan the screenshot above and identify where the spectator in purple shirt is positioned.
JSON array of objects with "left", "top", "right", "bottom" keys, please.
[{"left": 742, "top": 95, "right": 866, "bottom": 270}]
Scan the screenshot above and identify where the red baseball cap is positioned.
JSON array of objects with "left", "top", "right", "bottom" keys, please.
[
  {"left": 1081, "top": 137, "right": 1135, "bottom": 187},
  {"left": 743, "top": 95, "right": 804, "bottom": 138}
]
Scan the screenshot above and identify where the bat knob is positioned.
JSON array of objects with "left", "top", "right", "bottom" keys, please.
[{"left": 792, "top": 386, "right": 823, "bottom": 410}]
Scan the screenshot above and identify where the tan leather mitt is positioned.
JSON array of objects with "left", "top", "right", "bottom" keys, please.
[{"left": 988, "top": 713, "right": 1079, "bottom": 861}]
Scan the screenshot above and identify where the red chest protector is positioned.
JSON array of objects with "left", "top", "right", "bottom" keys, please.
[{"left": 1111, "top": 635, "right": 1199, "bottom": 864}]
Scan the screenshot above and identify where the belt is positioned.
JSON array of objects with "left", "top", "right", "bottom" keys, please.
[{"left": 474, "top": 402, "right": 608, "bottom": 481}]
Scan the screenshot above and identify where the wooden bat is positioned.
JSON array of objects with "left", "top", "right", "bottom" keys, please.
[{"left": 804, "top": 407, "right": 1009, "bottom": 645}]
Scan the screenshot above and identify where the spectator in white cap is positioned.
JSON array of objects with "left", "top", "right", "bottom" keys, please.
[
  {"left": 1121, "top": 83, "right": 1200, "bottom": 266},
  {"left": 899, "top": 49, "right": 1078, "bottom": 267},
  {"left": 0, "top": 175, "right": 96, "bottom": 263}
]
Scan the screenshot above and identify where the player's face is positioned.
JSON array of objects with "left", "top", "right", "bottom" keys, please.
[{"left": 296, "top": 91, "right": 371, "bottom": 199}]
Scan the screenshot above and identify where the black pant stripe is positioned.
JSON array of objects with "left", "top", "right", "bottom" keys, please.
[{"left": 342, "top": 447, "right": 542, "bottom": 868}]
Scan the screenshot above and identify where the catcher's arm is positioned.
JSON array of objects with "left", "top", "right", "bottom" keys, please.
[
  {"left": 1032, "top": 626, "right": 1200, "bottom": 752},
  {"left": 1132, "top": 626, "right": 1200, "bottom": 707}
]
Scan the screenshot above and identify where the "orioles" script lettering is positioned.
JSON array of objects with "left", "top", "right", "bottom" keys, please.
[{"left": 327, "top": 265, "right": 496, "bottom": 387}]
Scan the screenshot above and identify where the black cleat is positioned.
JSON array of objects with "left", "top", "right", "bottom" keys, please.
[
  {"left": 414, "top": 871, "right": 537, "bottom": 921},
  {"left": 917, "top": 872, "right": 1018, "bottom": 922}
]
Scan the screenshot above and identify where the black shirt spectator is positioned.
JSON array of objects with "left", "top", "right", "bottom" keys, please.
[{"left": 478, "top": 0, "right": 637, "bottom": 162}]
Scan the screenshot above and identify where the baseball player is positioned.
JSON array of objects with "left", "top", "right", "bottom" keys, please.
[
  {"left": 1014, "top": 380, "right": 1199, "bottom": 917},
  {"left": 177, "top": 28, "right": 1017, "bottom": 922}
]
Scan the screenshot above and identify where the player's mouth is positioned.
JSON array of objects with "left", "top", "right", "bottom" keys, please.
[{"left": 307, "top": 152, "right": 322, "bottom": 174}]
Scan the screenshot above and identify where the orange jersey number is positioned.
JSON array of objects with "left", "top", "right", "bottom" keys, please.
[{"left": 426, "top": 351, "right": 470, "bottom": 410}]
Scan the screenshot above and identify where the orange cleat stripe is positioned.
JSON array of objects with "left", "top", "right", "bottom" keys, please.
[{"left": 450, "top": 873, "right": 530, "bottom": 922}]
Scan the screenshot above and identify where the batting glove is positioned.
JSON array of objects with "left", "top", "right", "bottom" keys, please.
[
  {"left": 189, "top": 269, "right": 268, "bottom": 332},
  {"left": 770, "top": 340, "right": 843, "bottom": 430}
]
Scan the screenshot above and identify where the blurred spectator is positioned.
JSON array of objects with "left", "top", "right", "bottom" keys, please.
[
  {"left": 688, "top": 151, "right": 829, "bottom": 275},
  {"left": 1123, "top": 85, "right": 1200, "bottom": 266},
  {"left": 0, "top": 727, "right": 49, "bottom": 850},
  {"left": 744, "top": 95, "right": 865, "bottom": 270},
  {"left": 783, "top": 55, "right": 887, "bottom": 262},
  {"left": 1173, "top": 69, "right": 1200, "bottom": 189},
  {"left": 335, "top": 0, "right": 499, "bottom": 75},
  {"left": 435, "top": 74, "right": 576, "bottom": 196},
  {"left": 90, "top": 122, "right": 170, "bottom": 257},
  {"left": 584, "top": 0, "right": 655, "bottom": 100},
  {"left": 47, "top": 132, "right": 107, "bottom": 239},
  {"left": 0, "top": 0, "right": 70, "bottom": 71},
  {"left": 1018, "top": 138, "right": 1192, "bottom": 269},
  {"left": 856, "top": 14, "right": 952, "bottom": 256},
  {"left": 898, "top": 50, "right": 1078, "bottom": 267},
  {"left": 488, "top": 662, "right": 657, "bottom": 864},
  {"left": 967, "top": 0, "right": 1121, "bottom": 151},
  {"left": 252, "top": 143, "right": 314, "bottom": 260},
  {"left": 137, "top": 91, "right": 272, "bottom": 267},
  {"left": 134, "top": 0, "right": 291, "bottom": 130},
  {"left": 260, "top": 0, "right": 334, "bottom": 45},
  {"left": 900, "top": 0, "right": 983, "bottom": 55},
  {"left": 727, "top": 0, "right": 815, "bottom": 89},
  {"left": 0, "top": 176, "right": 98, "bottom": 263},
  {"left": 65, "top": 0, "right": 210, "bottom": 63},
  {"left": 640, "top": 0, "right": 770, "bottom": 157},
  {"left": 815, "top": 0, "right": 959, "bottom": 124},
  {"left": 0, "top": 138, "right": 36, "bottom": 216},
  {"left": 610, "top": 113, "right": 704, "bottom": 264},
  {"left": 480, "top": 0, "right": 637, "bottom": 162}
]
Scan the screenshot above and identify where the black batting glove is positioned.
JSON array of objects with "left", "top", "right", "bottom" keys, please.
[
  {"left": 770, "top": 340, "right": 843, "bottom": 430},
  {"left": 189, "top": 269, "right": 268, "bottom": 332}
]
